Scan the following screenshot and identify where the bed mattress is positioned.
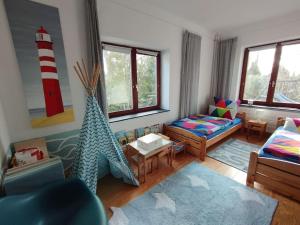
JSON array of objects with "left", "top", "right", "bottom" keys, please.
[
  {"left": 258, "top": 127, "right": 300, "bottom": 164},
  {"left": 169, "top": 114, "right": 242, "bottom": 140}
]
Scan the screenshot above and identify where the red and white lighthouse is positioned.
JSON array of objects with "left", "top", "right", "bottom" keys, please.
[{"left": 35, "top": 26, "right": 64, "bottom": 117}]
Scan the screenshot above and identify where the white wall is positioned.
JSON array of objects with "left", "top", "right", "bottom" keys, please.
[
  {"left": 223, "top": 13, "right": 300, "bottom": 131},
  {"left": 0, "top": 0, "right": 214, "bottom": 145},
  {"left": 99, "top": 0, "right": 214, "bottom": 132}
]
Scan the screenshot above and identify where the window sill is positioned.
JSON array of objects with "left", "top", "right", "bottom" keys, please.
[
  {"left": 109, "top": 109, "right": 170, "bottom": 123},
  {"left": 240, "top": 104, "right": 300, "bottom": 113}
]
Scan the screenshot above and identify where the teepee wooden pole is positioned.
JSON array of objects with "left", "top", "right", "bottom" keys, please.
[
  {"left": 92, "top": 64, "right": 100, "bottom": 90},
  {"left": 74, "top": 65, "right": 88, "bottom": 90},
  {"left": 77, "top": 62, "right": 92, "bottom": 95},
  {"left": 92, "top": 64, "right": 100, "bottom": 96},
  {"left": 75, "top": 62, "right": 84, "bottom": 84},
  {"left": 81, "top": 59, "right": 90, "bottom": 87},
  {"left": 92, "top": 64, "right": 96, "bottom": 87},
  {"left": 91, "top": 65, "right": 96, "bottom": 91},
  {"left": 76, "top": 61, "right": 88, "bottom": 88},
  {"left": 74, "top": 60, "right": 102, "bottom": 96}
]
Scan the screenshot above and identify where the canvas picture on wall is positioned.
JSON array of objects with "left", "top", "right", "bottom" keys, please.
[{"left": 4, "top": 0, "right": 74, "bottom": 128}]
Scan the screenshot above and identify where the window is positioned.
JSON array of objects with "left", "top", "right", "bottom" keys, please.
[
  {"left": 239, "top": 39, "right": 300, "bottom": 109},
  {"left": 103, "top": 43, "right": 161, "bottom": 117}
]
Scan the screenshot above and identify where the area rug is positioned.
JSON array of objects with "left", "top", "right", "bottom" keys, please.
[
  {"left": 109, "top": 162, "right": 278, "bottom": 225},
  {"left": 207, "top": 138, "right": 261, "bottom": 172}
]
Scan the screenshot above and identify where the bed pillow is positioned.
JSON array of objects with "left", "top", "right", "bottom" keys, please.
[
  {"left": 283, "top": 117, "right": 300, "bottom": 134},
  {"left": 209, "top": 105, "right": 237, "bottom": 120},
  {"left": 214, "top": 97, "right": 240, "bottom": 109}
]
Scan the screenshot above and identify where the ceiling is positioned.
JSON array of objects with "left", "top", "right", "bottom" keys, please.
[{"left": 141, "top": 0, "right": 300, "bottom": 31}]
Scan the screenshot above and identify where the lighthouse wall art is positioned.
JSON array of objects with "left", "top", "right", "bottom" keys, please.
[{"left": 4, "top": 0, "right": 74, "bottom": 128}]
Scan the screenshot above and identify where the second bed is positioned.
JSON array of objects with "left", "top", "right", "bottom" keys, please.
[{"left": 163, "top": 112, "right": 246, "bottom": 161}]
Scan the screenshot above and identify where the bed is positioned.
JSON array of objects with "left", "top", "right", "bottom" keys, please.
[
  {"left": 163, "top": 112, "right": 246, "bottom": 161},
  {"left": 247, "top": 118, "right": 300, "bottom": 201}
]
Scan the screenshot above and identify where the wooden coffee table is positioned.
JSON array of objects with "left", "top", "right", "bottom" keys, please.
[
  {"left": 127, "top": 139, "right": 173, "bottom": 183},
  {"left": 247, "top": 120, "right": 267, "bottom": 140}
]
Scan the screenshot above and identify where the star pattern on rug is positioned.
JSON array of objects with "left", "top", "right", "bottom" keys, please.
[
  {"left": 231, "top": 186, "right": 266, "bottom": 206},
  {"left": 153, "top": 192, "right": 176, "bottom": 213},
  {"left": 186, "top": 175, "right": 210, "bottom": 190},
  {"left": 109, "top": 207, "right": 129, "bottom": 225}
]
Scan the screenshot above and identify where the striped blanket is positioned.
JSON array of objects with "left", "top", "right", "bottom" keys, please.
[
  {"left": 263, "top": 130, "right": 300, "bottom": 163},
  {"left": 171, "top": 114, "right": 233, "bottom": 135}
]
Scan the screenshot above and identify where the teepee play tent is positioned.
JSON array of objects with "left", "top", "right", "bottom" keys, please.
[{"left": 72, "top": 61, "right": 139, "bottom": 193}]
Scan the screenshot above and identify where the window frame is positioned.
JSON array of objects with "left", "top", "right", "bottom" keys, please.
[
  {"left": 239, "top": 38, "right": 300, "bottom": 109},
  {"left": 102, "top": 42, "right": 161, "bottom": 118}
]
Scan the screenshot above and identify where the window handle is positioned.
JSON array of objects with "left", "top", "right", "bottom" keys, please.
[{"left": 271, "top": 81, "right": 276, "bottom": 88}]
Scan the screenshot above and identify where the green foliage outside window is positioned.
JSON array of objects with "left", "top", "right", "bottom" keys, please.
[{"left": 137, "top": 54, "right": 157, "bottom": 108}]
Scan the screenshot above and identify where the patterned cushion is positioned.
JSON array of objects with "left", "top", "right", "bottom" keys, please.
[
  {"left": 214, "top": 97, "right": 232, "bottom": 108},
  {"left": 209, "top": 105, "right": 236, "bottom": 120},
  {"left": 214, "top": 97, "right": 240, "bottom": 109},
  {"left": 283, "top": 117, "right": 300, "bottom": 134},
  {"left": 212, "top": 97, "right": 239, "bottom": 119}
]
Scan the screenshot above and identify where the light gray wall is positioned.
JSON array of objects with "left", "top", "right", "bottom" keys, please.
[
  {"left": 0, "top": 0, "right": 215, "bottom": 145},
  {"left": 99, "top": 0, "right": 214, "bottom": 131},
  {"left": 223, "top": 12, "right": 300, "bottom": 131}
]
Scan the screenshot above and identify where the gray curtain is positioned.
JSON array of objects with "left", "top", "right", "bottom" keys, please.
[
  {"left": 179, "top": 30, "right": 202, "bottom": 118},
  {"left": 210, "top": 37, "right": 237, "bottom": 100},
  {"left": 86, "top": 0, "right": 108, "bottom": 117}
]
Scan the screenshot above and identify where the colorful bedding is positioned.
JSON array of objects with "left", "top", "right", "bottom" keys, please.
[
  {"left": 259, "top": 128, "right": 300, "bottom": 164},
  {"left": 171, "top": 114, "right": 233, "bottom": 136}
]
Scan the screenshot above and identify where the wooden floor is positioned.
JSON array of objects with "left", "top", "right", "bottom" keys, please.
[{"left": 97, "top": 131, "right": 300, "bottom": 225}]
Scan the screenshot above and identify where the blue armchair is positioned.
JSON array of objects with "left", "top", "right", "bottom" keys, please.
[{"left": 0, "top": 179, "right": 108, "bottom": 225}]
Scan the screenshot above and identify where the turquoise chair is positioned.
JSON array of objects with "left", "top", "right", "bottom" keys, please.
[{"left": 0, "top": 179, "right": 108, "bottom": 225}]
